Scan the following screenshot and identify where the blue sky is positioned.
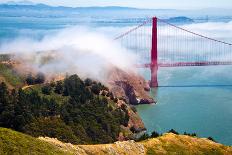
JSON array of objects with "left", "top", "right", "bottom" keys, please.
[{"left": 0, "top": 0, "right": 232, "bottom": 9}]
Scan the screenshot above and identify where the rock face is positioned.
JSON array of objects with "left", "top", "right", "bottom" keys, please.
[{"left": 107, "top": 68, "right": 155, "bottom": 105}]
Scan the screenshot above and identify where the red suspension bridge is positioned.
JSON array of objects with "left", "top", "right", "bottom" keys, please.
[{"left": 115, "top": 17, "right": 232, "bottom": 87}]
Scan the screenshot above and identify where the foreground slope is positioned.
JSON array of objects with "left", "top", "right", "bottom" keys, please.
[
  {"left": 41, "top": 133, "right": 232, "bottom": 155},
  {"left": 0, "top": 128, "right": 69, "bottom": 155},
  {"left": 1, "top": 128, "right": 232, "bottom": 155}
]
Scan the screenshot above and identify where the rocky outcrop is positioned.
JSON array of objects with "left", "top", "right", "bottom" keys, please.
[{"left": 107, "top": 68, "right": 155, "bottom": 105}]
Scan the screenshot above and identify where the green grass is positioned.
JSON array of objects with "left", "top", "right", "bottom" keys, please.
[
  {"left": 146, "top": 147, "right": 156, "bottom": 155},
  {"left": 0, "top": 128, "right": 71, "bottom": 155},
  {"left": 0, "top": 63, "right": 24, "bottom": 88}
]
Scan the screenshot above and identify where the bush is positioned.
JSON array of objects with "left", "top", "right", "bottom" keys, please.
[
  {"left": 25, "top": 74, "right": 35, "bottom": 85},
  {"left": 84, "top": 78, "right": 92, "bottom": 86},
  {"left": 208, "top": 137, "right": 216, "bottom": 142},
  {"left": 54, "top": 81, "right": 63, "bottom": 94},
  {"left": 168, "top": 129, "right": 179, "bottom": 135},
  {"left": 91, "top": 84, "right": 101, "bottom": 95},
  {"left": 35, "top": 72, "right": 45, "bottom": 84},
  {"left": 151, "top": 131, "right": 160, "bottom": 138},
  {"left": 42, "top": 85, "right": 52, "bottom": 95},
  {"left": 50, "top": 81, "right": 56, "bottom": 87},
  {"left": 184, "top": 132, "right": 197, "bottom": 137},
  {"left": 136, "top": 133, "right": 150, "bottom": 142}
]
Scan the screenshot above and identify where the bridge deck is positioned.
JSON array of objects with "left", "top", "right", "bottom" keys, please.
[{"left": 138, "top": 61, "right": 232, "bottom": 68}]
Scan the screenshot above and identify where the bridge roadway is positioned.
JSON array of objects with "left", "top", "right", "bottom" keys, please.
[{"left": 137, "top": 61, "right": 232, "bottom": 68}]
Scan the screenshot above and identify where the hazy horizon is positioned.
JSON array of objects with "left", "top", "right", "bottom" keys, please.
[{"left": 0, "top": 0, "right": 232, "bottom": 10}]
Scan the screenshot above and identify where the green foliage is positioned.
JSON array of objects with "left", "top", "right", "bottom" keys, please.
[
  {"left": 0, "top": 75, "right": 130, "bottom": 144},
  {"left": 151, "top": 131, "right": 160, "bottom": 138},
  {"left": 0, "top": 63, "right": 23, "bottom": 87},
  {"left": 35, "top": 72, "right": 45, "bottom": 84},
  {"left": 136, "top": 133, "right": 150, "bottom": 142},
  {"left": 26, "top": 72, "right": 45, "bottom": 85},
  {"left": 24, "top": 117, "right": 81, "bottom": 144},
  {"left": 54, "top": 81, "right": 63, "bottom": 94},
  {"left": 84, "top": 78, "right": 93, "bottom": 86},
  {"left": 146, "top": 147, "right": 156, "bottom": 155},
  {"left": 26, "top": 73, "right": 35, "bottom": 85},
  {"left": 0, "top": 128, "right": 69, "bottom": 155},
  {"left": 42, "top": 84, "right": 52, "bottom": 95}
]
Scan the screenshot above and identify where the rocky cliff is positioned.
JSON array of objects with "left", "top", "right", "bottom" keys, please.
[{"left": 107, "top": 68, "right": 155, "bottom": 105}]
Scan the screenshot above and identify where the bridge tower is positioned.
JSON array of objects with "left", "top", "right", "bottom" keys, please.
[{"left": 150, "top": 17, "right": 158, "bottom": 87}]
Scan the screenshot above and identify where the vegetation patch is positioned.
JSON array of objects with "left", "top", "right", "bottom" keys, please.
[
  {"left": 0, "top": 63, "right": 24, "bottom": 87},
  {"left": 0, "top": 74, "right": 130, "bottom": 144},
  {"left": 0, "top": 128, "right": 69, "bottom": 155}
]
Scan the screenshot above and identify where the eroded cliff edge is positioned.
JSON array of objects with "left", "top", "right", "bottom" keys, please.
[{"left": 107, "top": 67, "right": 155, "bottom": 105}]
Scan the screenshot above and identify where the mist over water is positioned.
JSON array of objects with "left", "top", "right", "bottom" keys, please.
[{"left": 0, "top": 10, "right": 232, "bottom": 145}]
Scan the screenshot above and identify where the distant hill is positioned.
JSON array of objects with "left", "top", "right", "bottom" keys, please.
[
  {"left": 0, "top": 2, "right": 232, "bottom": 19},
  {"left": 4, "top": 0, "right": 35, "bottom": 5},
  {"left": 0, "top": 3, "right": 138, "bottom": 10},
  {"left": 167, "top": 16, "right": 194, "bottom": 23},
  {"left": 1, "top": 128, "right": 231, "bottom": 155}
]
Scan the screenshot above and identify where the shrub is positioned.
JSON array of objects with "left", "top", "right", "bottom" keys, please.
[
  {"left": 208, "top": 137, "right": 216, "bottom": 142},
  {"left": 168, "top": 129, "right": 179, "bottom": 135},
  {"left": 35, "top": 72, "right": 45, "bottom": 84},
  {"left": 42, "top": 85, "right": 52, "bottom": 95},
  {"left": 91, "top": 84, "right": 101, "bottom": 95},
  {"left": 151, "top": 131, "right": 160, "bottom": 138},
  {"left": 136, "top": 133, "right": 150, "bottom": 142},
  {"left": 54, "top": 81, "right": 63, "bottom": 94},
  {"left": 84, "top": 78, "right": 92, "bottom": 86},
  {"left": 25, "top": 74, "right": 35, "bottom": 85}
]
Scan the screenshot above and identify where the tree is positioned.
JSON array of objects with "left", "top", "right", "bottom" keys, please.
[
  {"left": 54, "top": 81, "right": 63, "bottom": 94},
  {"left": 0, "top": 82, "right": 9, "bottom": 105},
  {"left": 42, "top": 84, "right": 52, "bottom": 95},
  {"left": 47, "top": 99, "right": 59, "bottom": 116},
  {"left": 84, "top": 78, "right": 92, "bottom": 86},
  {"left": 25, "top": 74, "right": 35, "bottom": 85},
  {"left": 91, "top": 84, "right": 101, "bottom": 95},
  {"left": 35, "top": 72, "right": 45, "bottom": 84}
]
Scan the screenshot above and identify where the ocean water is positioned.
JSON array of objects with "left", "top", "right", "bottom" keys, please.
[
  {"left": 0, "top": 10, "right": 231, "bottom": 145},
  {"left": 137, "top": 67, "right": 232, "bottom": 145}
]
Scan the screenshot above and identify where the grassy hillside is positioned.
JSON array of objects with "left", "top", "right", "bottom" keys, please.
[
  {"left": 0, "top": 63, "right": 24, "bottom": 88},
  {"left": 1, "top": 128, "right": 231, "bottom": 155},
  {"left": 0, "top": 128, "right": 71, "bottom": 155},
  {"left": 40, "top": 133, "right": 232, "bottom": 155}
]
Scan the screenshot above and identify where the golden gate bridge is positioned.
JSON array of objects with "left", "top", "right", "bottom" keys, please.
[{"left": 115, "top": 17, "right": 232, "bottom": 87}]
